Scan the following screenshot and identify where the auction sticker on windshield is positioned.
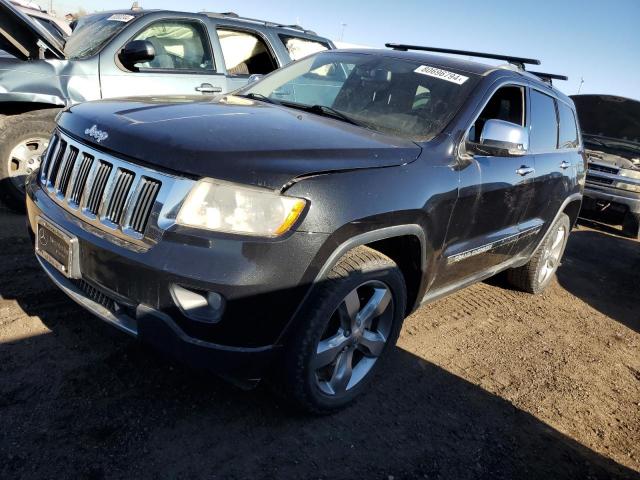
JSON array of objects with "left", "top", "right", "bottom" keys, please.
[
  {"left": 414, "top": 65, "right": 469, "bottom": 85},
  {"left": 107, "top": 14, "right": 135, "bottom": 22}
]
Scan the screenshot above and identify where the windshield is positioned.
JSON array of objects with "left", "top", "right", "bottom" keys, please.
[
  {"left": 65, "top": 13, "right": 141, "bottom": 59},
  {"left": 240, "top": 51, "right": 479, "bottom": 141}
]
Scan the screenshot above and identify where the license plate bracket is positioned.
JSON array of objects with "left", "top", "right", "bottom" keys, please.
[{"left": 35, "top": 217, "right": 80, "bottom": 278}]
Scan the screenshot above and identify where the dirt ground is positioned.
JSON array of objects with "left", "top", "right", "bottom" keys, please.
[{"left": 1, "top": 204, "right": 638, "bottom": 480}]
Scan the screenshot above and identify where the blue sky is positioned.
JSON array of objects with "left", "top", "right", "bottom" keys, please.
[{"left": 51, "top": 0, "right": 639, "bottom": 100}]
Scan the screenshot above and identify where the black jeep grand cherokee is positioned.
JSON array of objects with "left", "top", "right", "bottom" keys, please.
[{"left": 26, "top": 46, "right": 585, "bottom": 412}]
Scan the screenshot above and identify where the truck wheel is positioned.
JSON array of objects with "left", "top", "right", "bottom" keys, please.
[
  {"left": 281, "top": 246, "right": 407, "bottom": 414},
  {"left": 507, "top": 213, "right": 571, "bottom": 294},
  {"left": 622, "top": 212, "right": 640, "bottom": 240},
  {"left": 0, "top": 110, "right": 58, "bottom": 212}
]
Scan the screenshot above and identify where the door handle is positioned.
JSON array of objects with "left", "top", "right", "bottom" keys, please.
[
  {"left": 516, "top": 166, "right": 535, "bottom": 176},
  {"left": 560, "top": 160, "right": 571, "bottom": 169},
  {"left": 195, "top": 83, "right": 222, "bottom": 94}
]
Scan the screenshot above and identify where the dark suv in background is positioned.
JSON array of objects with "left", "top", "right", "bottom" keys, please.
[
  {"left": 26, "top": 45, "right": 585, "bottom": 412},
  {"left": 0, "top": 0, "right": 333, "bottom": 209}
]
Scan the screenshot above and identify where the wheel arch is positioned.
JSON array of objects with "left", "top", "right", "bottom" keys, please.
[
  {"left": 562, "top": 197, "right": 583, "bottom": 228},
  {"left": 276, "top": 224, "right": 428, "bottom": 348}
]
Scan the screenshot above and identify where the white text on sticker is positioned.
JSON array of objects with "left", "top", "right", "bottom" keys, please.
[{"left": 414, "top": 65, "right": 469, "bottom": 85}]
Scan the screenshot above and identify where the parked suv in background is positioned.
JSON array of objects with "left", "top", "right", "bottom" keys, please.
[
  {"left": 26, "top": 46, "right": 585, "bottom": 412},
  {"left": 571, "top": 94, "right": 640, "bottom": 238},
  {"left": 0, "top": 0, "right": 333, "bottom": 209}
]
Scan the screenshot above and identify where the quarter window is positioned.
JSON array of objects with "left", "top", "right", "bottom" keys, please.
[
  {"left": 529, "top": 90, "right": 559, "bottom": 152},
  {"left": 558, "top": 102, "right": 579, "bottom": 149},
  {"left": 217, "top": 28, "right": 278, "bottom": 76},
  {"left": 279, "top": 35, "right": 329, "bottom": 61},
  {"left": 132, "top": 21, "right": 213, "bottom": 71}
]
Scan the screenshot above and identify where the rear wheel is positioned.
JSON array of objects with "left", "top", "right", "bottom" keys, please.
[
  {"left": 622, "top": 212, "right": 640, "bottom": 240},
  {"left": 281, "top": 246, "right": 407, "bottom": 414},
  {"left": 0, "top": 110, "right": 58, "bottom": 212},
  {"left": 507, "top": 213, "right": 571, "bottom": 294}
]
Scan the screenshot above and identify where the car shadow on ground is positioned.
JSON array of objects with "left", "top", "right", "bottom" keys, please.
[
  {"left": 0, "top": 206, "right": 638, "bottom": 479},
  {"left": 484, "top": 221, "right": 639, "bottom": 335},
  {"left": 556, "top": 223, "right": 639, "bottom": 335}
]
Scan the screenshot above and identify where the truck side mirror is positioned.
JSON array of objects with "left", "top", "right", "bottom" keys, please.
[
  {"left": 119, "top": 40, "right": 155, "bottom": 70},
  {"left": 467, "top": 119, "right": 529, "bottom": 157}
]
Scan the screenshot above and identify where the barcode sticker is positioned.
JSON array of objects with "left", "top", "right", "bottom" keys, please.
[{"left": 414, "top": 65, "right": 469, "bottom": 85}]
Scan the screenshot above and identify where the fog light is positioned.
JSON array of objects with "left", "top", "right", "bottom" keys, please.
[{"left": 170, "top": 284, "right": 225, "bottom": 324}]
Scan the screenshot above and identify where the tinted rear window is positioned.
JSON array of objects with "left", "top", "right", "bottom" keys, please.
[{"left": 530, "top": 90, "right": 558, "bottom": 152}]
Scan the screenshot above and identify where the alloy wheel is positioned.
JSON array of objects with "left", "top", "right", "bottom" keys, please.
[
  {"left": 7, "top": 137, "right": 49, "bottom": 193},
  {"left": 313, "top": 280, "right": 394, "bottom": 396},
  {"left": 538, "top": 223, "right": 567, "bottom": 285}
]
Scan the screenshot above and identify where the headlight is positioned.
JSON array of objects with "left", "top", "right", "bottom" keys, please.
[{"left": 176, "top": 179, "right": 306, "bottom": 237}]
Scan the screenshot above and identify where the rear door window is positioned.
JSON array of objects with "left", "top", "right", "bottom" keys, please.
[
  {"left": 558, "top": 102, "right": 579, "bottom": 148},
  {"left": 279, "top": 35, "right": 329, "bottom": 60},
  {"left": 217, "top": 28, "right": 278, "bottom": 76},
  {"left": 529, "top": 90, "right": 559, "bottom": 152}
]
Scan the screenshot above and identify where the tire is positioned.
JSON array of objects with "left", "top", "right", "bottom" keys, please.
[
  {"left": 507, "top": 213, "right": 571, "bottom": 294},
  {"left": 280, "top": 246, "right": 407, "bottom": 414},
  {"left": 622, "top": 212, "right": 640, "bottom": 240},
  {"left": 0, "top": 109, "right": 59, "bottom": 212}
]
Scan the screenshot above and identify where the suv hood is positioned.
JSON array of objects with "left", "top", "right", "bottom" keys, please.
[
  {"left": 571, "top": 94, "right": 640, "bottom": 171},
  {"left": 0, "top": 0, "right": 65, "bottom": 60},
  {"left": 57, "top": 95, "right": 422, "bottom": 189}
]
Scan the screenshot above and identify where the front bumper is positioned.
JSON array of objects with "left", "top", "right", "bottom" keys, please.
[
  {"left": 583, "top": 184, "right": 640, "bottom": 214},
  {"left": 27, "top": 177, "right": 330, "bottom": 379}
]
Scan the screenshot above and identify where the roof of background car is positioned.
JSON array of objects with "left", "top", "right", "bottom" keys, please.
[{"left": 80, "top": 9, "right": 331, "bottom": 42}]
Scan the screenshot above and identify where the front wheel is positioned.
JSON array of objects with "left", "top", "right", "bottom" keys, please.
[
  {"left": 0, "top": 110, "right": 58, "bottom": 212},
  {"left": 507, "top": 213, "right": 571, "bottom": 294},
  {"left": 281, "top": 246, "right": 407, "bottom": 414}
]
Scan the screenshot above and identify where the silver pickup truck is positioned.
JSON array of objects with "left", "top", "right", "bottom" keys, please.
[
  {"left": 0, "top": 0, "right": 333, "bottom": 209},
  {"left": 572, "top": 94, "right": 640, "bottom": 239}
]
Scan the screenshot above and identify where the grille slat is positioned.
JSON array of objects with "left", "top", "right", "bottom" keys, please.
[
  {"left": 40, "top": 134, "right": 58, "bottom": 182},
  {"left": 69, "top": 154, "right": 94, "bottom": 205},
  {"left": 46, "top": 139, "right": 67, "bottom": 186},
  {"left": 129, "top": 178, "right": 161, "bottom": 233},
  {"left": 86, "top": 162, "right": 113, "bottom": 215},
  {"left": 55, "top": 146, "right": 79, "bottom": 196},
  {"left": 589, "top": 163, "right": 619, "bottom": 175},
  {"left": 586, "top": 174, "right": 614, "bottom": 186},
  {"left": 105, "top": 169, "right": 135, "bottom": 224}
]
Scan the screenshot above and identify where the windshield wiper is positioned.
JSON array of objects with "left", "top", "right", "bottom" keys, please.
[
  {"left": 239, "top": 93, "right": 278, "bottom": 104},
  {"left": 306, "top": 105, "right": 363, "bottom": 127}
]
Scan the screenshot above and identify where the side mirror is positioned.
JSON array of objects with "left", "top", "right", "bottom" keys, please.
[
  {"left": 468, "top": 119, "right": 529, "bottom": 157},
  {"left": 247, "top": 74, "right": 264, "bottom": 84},
  {"left": 119, "top": 40, "right": 155, "bottom": 70}
]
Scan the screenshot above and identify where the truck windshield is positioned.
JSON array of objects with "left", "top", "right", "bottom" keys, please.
[
  {"left": 240, "top": 51, "right": 479, "bottom": 141},
  {"left": 65, "top": 13, "right": 142, "bottom": 59}
]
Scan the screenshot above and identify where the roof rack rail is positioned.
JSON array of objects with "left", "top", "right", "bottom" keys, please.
[
  {"left": 385, "top": 43, "right": 541, "bottom": 68},
  {"left": 205, "top": 12, "right": 316, "bottom": 34},
  {"left": 528, "top": 71, "right": 569, "bottom": 85}
]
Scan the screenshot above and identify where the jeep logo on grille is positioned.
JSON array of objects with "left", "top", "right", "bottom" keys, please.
[{"left": 84, "top": 125, "right": 109, "bottom": 143}]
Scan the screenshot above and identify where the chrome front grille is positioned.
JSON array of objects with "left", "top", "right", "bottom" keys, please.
[
  {"left": 586, "top": 174, "right": 614, "bottom": 186},
  {"left": 588, "top": 162, "right": 620, "bottom": 175},
  {"left": 39, "top": 130, "right": 194, "bottom": 247}
]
